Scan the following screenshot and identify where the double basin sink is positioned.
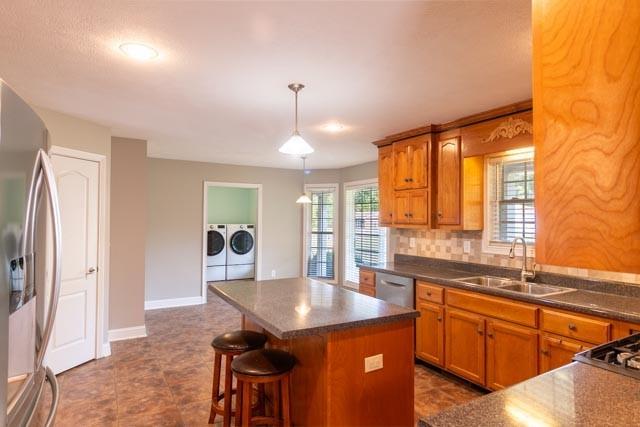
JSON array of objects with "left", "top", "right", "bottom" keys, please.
[{"left": 454, "top": 275, "right": 576, "bottom": 298}]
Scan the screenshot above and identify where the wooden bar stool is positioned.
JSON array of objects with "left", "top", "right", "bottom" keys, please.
[
  {"left": 231, "top": 348, "right": 296, "bottom": 427},
  {"left": 209, "top": 330, "right": 268, "bottom": 427}
]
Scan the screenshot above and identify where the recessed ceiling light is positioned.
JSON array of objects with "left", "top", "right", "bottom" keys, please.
[
  {"left": 119, "top": 43, "right": 159, "bottom": 61},
  {"left": 321, "top": 121, "right": 346, "bottom": 133}
]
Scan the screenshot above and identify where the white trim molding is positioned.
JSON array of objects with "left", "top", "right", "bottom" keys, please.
[
  {"left": 108, "top": 325, "right": 147, "bottom": 342},
  {"left": 49, "top": 145, "right": 111, "bottom": 363},
  {"left": 202, "top": 181, "right": 263, "bottom": 301},
  {"left": 144, "top": 296, "right": 206, "bottom": 310}
]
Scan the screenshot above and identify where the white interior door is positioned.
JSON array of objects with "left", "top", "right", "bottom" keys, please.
[{"left": 46, "top": 154, "right": 99, "bottom": 374}]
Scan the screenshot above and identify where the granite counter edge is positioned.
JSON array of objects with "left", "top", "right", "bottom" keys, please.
[{"left": 360, "top": 264, "right": 640, "bottom": 324}]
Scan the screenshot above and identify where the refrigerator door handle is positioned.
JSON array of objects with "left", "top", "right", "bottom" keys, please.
[
  {"left": 34, "top": 149, "right": 62, "bottom": 369},
  {"left": 43, "top": 366, "right": 59, "bottom": 427}
]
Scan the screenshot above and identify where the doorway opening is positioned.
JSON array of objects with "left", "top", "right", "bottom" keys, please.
[{"left": 201, "top": 182, "right": 262, "bottom": 301}]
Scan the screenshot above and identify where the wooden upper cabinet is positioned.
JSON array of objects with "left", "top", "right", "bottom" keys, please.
[
  {"left": 393, "top": 135, "right": 428, "bottom": 190},
  {"left": 445, "top": 308, "right": 485, "bottom": 385},
  {"left": 533, "top": 0, "right": 640, "bottom": 273},
  {"left": 486, "top": 319, "right": 538, "bottom": 390},
  {"left": 436, "top": 136, "right": 461, "bottom": 225},
  {"left": 378, "top": 145, "right": 394, "bottom": 225},
  {"left": 393, "top": 189, "right": 429, "bottom": 226}
]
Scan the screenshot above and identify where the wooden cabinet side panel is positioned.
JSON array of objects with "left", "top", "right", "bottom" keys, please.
[
  {"left": 378, "top": 146, "right": 394, "bottom": 225},
  {"left": 326, "top": 320, "right": 415, "bottom": 427},
  {"left": 463, "top": 156, "right": 484, "bottom": 230},
  {"left": 534, "top": 0, "right": 640, "bottom": 273}
]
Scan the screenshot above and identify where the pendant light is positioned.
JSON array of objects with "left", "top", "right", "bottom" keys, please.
[
  {"left": 296, "top": 156, "right": 312, "bottom": 204},
  {"left": 279, "top": 83, "right": 314, "bottom": 155}
]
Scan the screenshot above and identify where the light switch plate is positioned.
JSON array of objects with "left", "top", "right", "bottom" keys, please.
[
  {"left": 463, "top": 240, "right": 471, "bottom": 254},
  {"left": 364, "top": 354, "right": 383, "bottom": 373}
]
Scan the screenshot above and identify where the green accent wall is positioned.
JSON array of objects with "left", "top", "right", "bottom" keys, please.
[{"left": 207, "top": 186, "right": 257, "bottom": 224}]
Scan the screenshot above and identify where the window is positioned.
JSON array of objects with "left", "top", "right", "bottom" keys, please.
[
  {"left": 303, "top": 184, "right": 338, "bottom": 282},
  {"left": 483, "top": 148, "right": 535, "bottom": 255},
  {"left": 344, "top": 180, "right": 387, "bottom": 287}
]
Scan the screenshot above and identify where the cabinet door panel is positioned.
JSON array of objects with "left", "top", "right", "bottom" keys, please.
[
  {"left": 539, "top": 334, "right": 589, "bottom": 374},
  {"left": 409, "top": 138, "right": 428, "bottom": 188},
  {"left": 408, "top": 190, "right": 429, "bottom": 225},
  {"left": 486, "top": 319, "right": 538, "bottom": 390},
  {"left": 378, "top": 146, "right": 394, "bottom": 225},
  {"left": 393, "top": 192, "right": 411, "bottom": 225},
  {"left": 436, "top": 137, "right": 461, "bottom": 225},
  {"left": 416, "top": 302, "right": 444, "bottom": 367},
  {"left": 393, "top": 142, "right": 411, "bottom": 190},
  {"left": 445, "top": 308, "right": 485, "bottom": 385}
]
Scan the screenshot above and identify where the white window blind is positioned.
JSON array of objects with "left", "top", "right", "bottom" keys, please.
[
  {"left": 344, "top": 182, "right": 387, "bottom": 285},
  {"left": 304, "top": 186, "right": 337, "bottom": 281},
  {"left": 486, "top": 149, "right": 535, "bottom": 244}
]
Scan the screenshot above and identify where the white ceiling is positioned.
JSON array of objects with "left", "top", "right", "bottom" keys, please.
[{"left": 0, "top": 1, "right": 531, "bottom": 169}]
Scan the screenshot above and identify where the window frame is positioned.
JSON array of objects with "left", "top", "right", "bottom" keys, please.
[
  {"left": 343, "top": 178, "right": 389, "bottom": 289},
  {"left": 482, "top": 148, "right": 536, "bottom": 257},
  {"left": 302, "top": 183, "right": 339, "bottom": 284}
]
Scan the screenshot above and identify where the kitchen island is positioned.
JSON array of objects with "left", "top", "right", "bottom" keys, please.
[{"left": 210, "top": 277, "right": 419, "bottom": 426}]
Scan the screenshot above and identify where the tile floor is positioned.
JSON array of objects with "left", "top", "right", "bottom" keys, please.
[{"left": 40, "top": 290, "right": 483, "bottom": 426}]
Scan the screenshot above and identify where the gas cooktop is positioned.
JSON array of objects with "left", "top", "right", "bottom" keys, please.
[{"left": 574, "top": 332, "right": 640, "bottom": 380}]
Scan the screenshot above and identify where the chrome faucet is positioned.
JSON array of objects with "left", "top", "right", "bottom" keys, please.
[{"left": 509, "top": 237, "right": 536, "bottom": 282}]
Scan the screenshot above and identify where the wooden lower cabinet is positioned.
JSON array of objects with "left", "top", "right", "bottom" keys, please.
[
  {"left": 539, "top": 333, "right": 590, "bottom": 373},
  {"left": 416, "top": 301, "right": 444, "bottom": 367},
  {"left": 445, "top": 308, "right": 485, "bottom": 385},
  {"left": 486, "top": 319, "right": 538, "bottom": 390}
]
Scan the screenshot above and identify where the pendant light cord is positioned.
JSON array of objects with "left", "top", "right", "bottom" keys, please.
[{"left": 294, "top": 89, "right": 299, "bottom": 133}]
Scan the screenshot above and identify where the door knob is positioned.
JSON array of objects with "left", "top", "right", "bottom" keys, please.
[{"left": 88, "top": 267, "right": 96, "bottom": 274}]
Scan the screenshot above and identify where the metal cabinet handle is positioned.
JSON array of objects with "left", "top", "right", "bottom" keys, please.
[
  {"left": 426, "top": 291, "right": 432, "bottom": 296},
  {"left": 88, "top": 267, "right": 96, "bottom": 274},
  {"left": 541, "top": 349, "right": 550, "bottom": 356},
  {"left": 568, "top": 323, "right": 577, "bottom": 331},
  {"left": 477, "top": 328, "right": 484, "bottom": 335},
  {"left": 437, "top": 316, "right": 442, "bottom": 321},
  {"left": 438, "top": 211, "right": 443, "bottom": 217}
]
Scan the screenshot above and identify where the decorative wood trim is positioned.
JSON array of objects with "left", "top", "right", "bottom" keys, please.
[
  {"left": 481, "top": 117, "right": 533, "bottom": 143},
  {"left": 371, "top": 100, "right": 532, "bottom": 146}
]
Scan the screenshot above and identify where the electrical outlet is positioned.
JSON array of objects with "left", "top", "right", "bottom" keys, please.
[
  {"left": 364, "top": 354, "right": 383, "bottom": 373},
  {"left": 463, "top": 240, "right": 471, "bottom": 254},
  {"left": 409, "top": 237, "right": 416, "bottom": 248},
  {"left": 271, "top": 270, "right": 276, "bottom": 278}
]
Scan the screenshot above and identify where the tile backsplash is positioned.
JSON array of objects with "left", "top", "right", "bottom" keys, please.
[{"left": 391, "top": 228, "right": 640, "bottom": 286}]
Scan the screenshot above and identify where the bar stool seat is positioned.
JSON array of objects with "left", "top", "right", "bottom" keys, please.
[
  {"left": 232, "top": 349, "right": 296, "bottom": 427},
  {"left": 209, "top": 331, "right": 268, "bottom": 427},
  {"left": 211, "top": 330, "right": 268, "bottom": 352}
]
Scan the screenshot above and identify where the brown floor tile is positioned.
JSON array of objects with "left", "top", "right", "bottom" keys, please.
[{"left": 54, "top": 291, "right": 485, "bottom": 425}]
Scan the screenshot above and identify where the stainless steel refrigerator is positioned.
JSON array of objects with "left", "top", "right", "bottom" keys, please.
[{"left": 1, "top": 81, "right": 62, "bottom": 426}]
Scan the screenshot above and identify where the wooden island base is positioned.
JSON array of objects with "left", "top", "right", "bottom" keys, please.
[{"left": 243, "top": 316, "right": 415, "bottom": 427}]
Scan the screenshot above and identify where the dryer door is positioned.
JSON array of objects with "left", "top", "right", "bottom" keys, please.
[
  {"left": 229, "top": 230, "right": 254, "bottom": 255},
  {"left": 207, "top": 230, "right": 225, "bottom": 256}
]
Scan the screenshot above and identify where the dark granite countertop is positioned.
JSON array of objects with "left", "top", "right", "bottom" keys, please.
[
  {"left": 421, "top": 362, "right": 640, "bottom": 426},
  {"left": 209, "top": 277, "right": 419, "bottom": 339},
  {"left": 361, "top": 260, "right": 640, "bottom": 323}
]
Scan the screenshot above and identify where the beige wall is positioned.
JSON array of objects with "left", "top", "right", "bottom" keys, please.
[
  {"left": 146, "top": 158, "right": 303, "bottom": 302},
  {"left": 110, "top": 138, "right": 147, "bottom": 329},
  {"left": 34, "top": 107, "right": 114, "bottom": 342}
]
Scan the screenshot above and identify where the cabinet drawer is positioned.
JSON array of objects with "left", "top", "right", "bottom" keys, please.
[
  {"left": 446, "top": 289, "right": 538, "bottom": 328},
  {"left": 359, "top": 270, "right": 375, "bottom": 287},
  {"left": 541, "top": 309, "right": 610, "bottom": 344},
  {"left": 416, "top": 282, "right": 444, "bottom": 304}
]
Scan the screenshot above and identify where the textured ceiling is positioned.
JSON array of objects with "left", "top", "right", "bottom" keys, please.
[{"left": 0, "top": 1, "right": 531, "bottom": 169}]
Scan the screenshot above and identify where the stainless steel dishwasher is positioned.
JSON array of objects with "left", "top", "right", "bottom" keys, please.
[{"left": 375, "top": 272, "right": 414, "bottom": 308}]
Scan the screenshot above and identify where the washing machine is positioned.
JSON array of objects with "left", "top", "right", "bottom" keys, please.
[
  {"left": 206, "top": 224, "right": 227, "bottom": 281},
  {"left": 226, "top": 224, "right": 255, "bottom": 280}
]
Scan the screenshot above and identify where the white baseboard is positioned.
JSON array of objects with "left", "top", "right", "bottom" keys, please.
[
  {"left": 144, "top": 296, "right": 205, "bottom": 310},
  {"left": 108, "top": 325, "right": 147, "bottom": 342}
]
